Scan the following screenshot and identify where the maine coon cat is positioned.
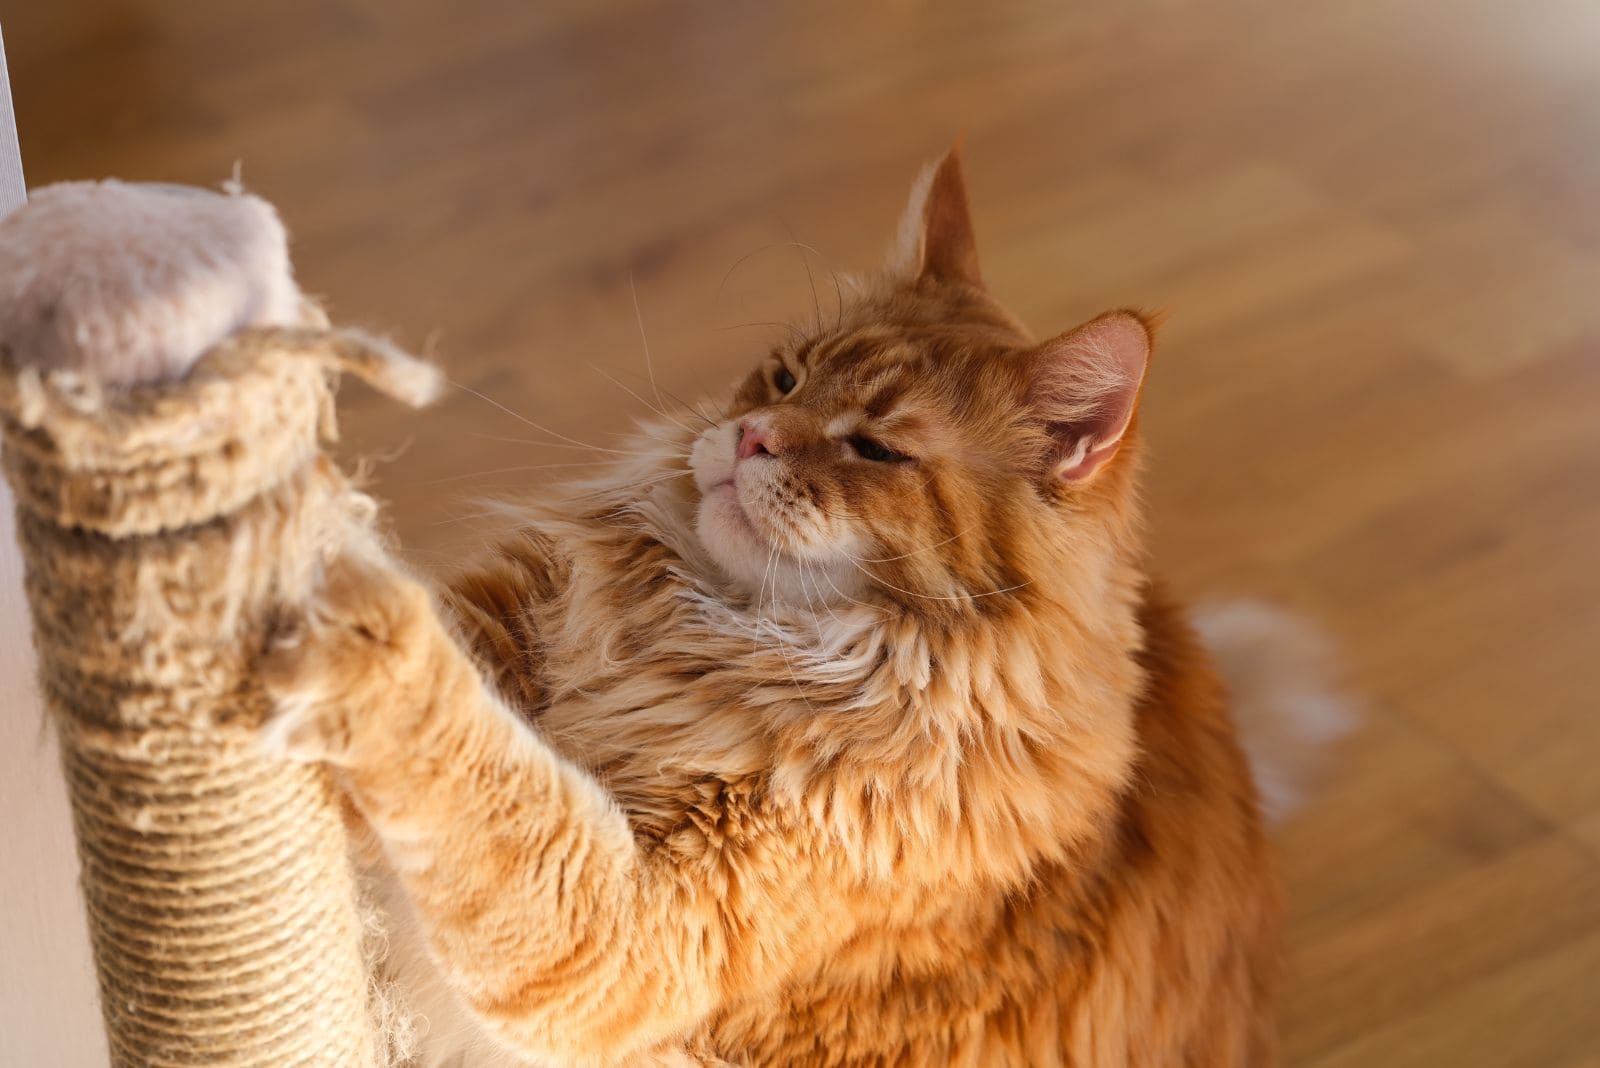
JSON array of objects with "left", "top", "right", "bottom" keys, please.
[{"left": 262, "top": 148, "right": 1283, "bottom": 1066}]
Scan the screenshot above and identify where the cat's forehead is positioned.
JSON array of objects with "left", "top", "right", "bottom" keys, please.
[
  {"left": 792, "top": 327, "right": 919, "bottom": 378},
  {"left": 769, "top": 335, "right": 935, "bottom": 424},
  {"left": 786, "top": 321, "right": 1014, "bottom": 402}
]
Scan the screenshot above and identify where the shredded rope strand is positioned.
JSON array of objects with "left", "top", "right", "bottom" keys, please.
[{"left": 0, "top": 323, "right": 436, "bottom": 1067}]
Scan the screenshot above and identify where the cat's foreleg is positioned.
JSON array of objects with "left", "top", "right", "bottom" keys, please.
[{"left": 259, "top": 555, "right": 727, "bottom": 1064}]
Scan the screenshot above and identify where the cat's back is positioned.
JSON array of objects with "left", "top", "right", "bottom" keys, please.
[
  {"left": 1002, "top": 585, "right": 1282, "bottom": 1064},
  {"left": 1045, "top": 584, "right": 1282, "bottom": 1065}
]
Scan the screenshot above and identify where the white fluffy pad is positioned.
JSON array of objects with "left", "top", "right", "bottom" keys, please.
[{"left": 0, "top": 180, "right": 301, "bottom": 387}]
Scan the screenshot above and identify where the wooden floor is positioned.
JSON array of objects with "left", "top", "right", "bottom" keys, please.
[{"left": 10, "top": 2, "right": 1599, "bottom": 1063}]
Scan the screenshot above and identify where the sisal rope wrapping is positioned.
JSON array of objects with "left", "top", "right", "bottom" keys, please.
[{"left": 0, "top": 327, "right": 439, "bottom": 1067}]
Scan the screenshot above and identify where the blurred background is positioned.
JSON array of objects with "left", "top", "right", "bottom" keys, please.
[{"left": 5, "top": 2, "right": 1599, "bottom": 1063}]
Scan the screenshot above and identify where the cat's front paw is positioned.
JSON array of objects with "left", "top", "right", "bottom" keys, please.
[{"left": 259, "top": 553, "right": 442, "bottom": 767}]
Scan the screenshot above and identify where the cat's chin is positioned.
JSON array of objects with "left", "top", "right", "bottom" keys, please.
[
  {"left": 694, "top": 483, "right": 861, "bottom": 607},
  {"left": 696, "top": 481, "right": 778, "bottom": 586}
]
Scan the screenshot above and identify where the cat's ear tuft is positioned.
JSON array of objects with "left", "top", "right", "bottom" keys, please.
[
  {"left": 891, "top": 145, "right": 983, "bottom": 288},
  {"left": 1027, "top": 310, "right": 1154, "bottom": 482}
]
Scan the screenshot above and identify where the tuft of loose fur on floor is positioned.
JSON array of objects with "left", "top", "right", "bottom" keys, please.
[
  {"left": 265, "top": 149, "right": 1309, "bottom": 1066},
  {"left": 1192, "top": 599, "right": 1355, "bottom": 826}
]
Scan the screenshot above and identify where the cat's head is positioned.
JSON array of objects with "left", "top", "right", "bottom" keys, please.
[{"left": 688, "top": 149, "right": 1154, "bottom": 613}]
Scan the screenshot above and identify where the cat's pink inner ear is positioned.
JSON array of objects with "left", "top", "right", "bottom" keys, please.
[
  {"left": 1031, "top": 311, "right": 1153, "bottom": 482},
  {"left": 896, "top": 146, "right": 983, "bottom": 287}
]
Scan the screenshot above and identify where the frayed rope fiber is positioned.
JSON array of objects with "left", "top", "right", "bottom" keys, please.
[{"left": 0, "top": 326, "right": 439, "bottom": 1067}]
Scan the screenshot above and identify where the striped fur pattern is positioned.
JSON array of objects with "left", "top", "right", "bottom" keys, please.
[{"left": 261, "top": 149, "right": 1281, "bottom": 1066}]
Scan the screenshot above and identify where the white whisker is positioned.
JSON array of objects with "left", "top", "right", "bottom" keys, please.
[
  {"left": 607, "top": 365, "right": 719, "bottom": 430},
  {"left": 781, "top": 220, "right": 824, "bottom": 332},
  {"left": 796, "top": 559, "right": 832, "bottom": 632},
  {"left": 415, "top": 461, "right": 636, "bottom": 486},
  {"left": 563, "top": 470, "right": 692, "bottom": 506},
  {"left": 811, "top": 560, "right": 886, "bottom": 618},
  {"left": 449, "top": 379, "right": 641, "bottom": 456},
  {"left": 842, "top": 554, "right": 1030, "bottom": 603},
  {"left": 855, "top": 527, "right": 976, "bottom": 563},
  {"left": 754, "top": 543, "right": 821, "bottom": 715},
  {"left": 466, "top": 431, "right": 675, "bottom": 460},
  {"left": 628, "top": 275, "right": 671, "bottom": 423},
  {"left": 587, "top": 361, "right": 698, "bottom": 437}
]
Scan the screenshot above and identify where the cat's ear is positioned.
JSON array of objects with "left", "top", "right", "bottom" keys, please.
[
  {"left": 891, "top": 146, "right": 983, "bottom": 287},
  {"left": 1027, "top": 310, "right": 1153, "bottom": 482}
]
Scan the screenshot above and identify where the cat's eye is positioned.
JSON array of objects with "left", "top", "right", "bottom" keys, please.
[
  {"left": 850, "top": 436, "right": 910, "bottom": 463},
  {"left": 773, "top": 367, "right": 797, "bottom": 395}
]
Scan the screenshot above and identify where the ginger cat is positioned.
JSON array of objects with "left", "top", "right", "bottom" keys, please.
[{"left": 262, "top": 149, "right": 1282, "bottom": 1067}]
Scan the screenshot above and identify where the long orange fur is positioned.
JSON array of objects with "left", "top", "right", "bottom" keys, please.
[{"left": 262, "top": 148, "right": 1281, "bottom": 1067}]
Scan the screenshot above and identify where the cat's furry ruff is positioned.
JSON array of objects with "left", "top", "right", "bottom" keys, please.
[{"left": 263, "top": 149, "right": 1284, "bottom": 1066}]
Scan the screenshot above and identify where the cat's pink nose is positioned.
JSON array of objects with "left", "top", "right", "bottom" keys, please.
[{"left": 737, "top": 421, "right": 772, "bottom": 461}]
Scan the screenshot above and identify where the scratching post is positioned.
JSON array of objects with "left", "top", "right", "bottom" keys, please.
[{"left": 0, "top": 182, "right": 439, "bottom": 1065}]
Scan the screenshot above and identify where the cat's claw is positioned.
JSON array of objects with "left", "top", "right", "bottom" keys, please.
[{"left": 257, "top": 553, "right": 439, "bottom": 767}]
